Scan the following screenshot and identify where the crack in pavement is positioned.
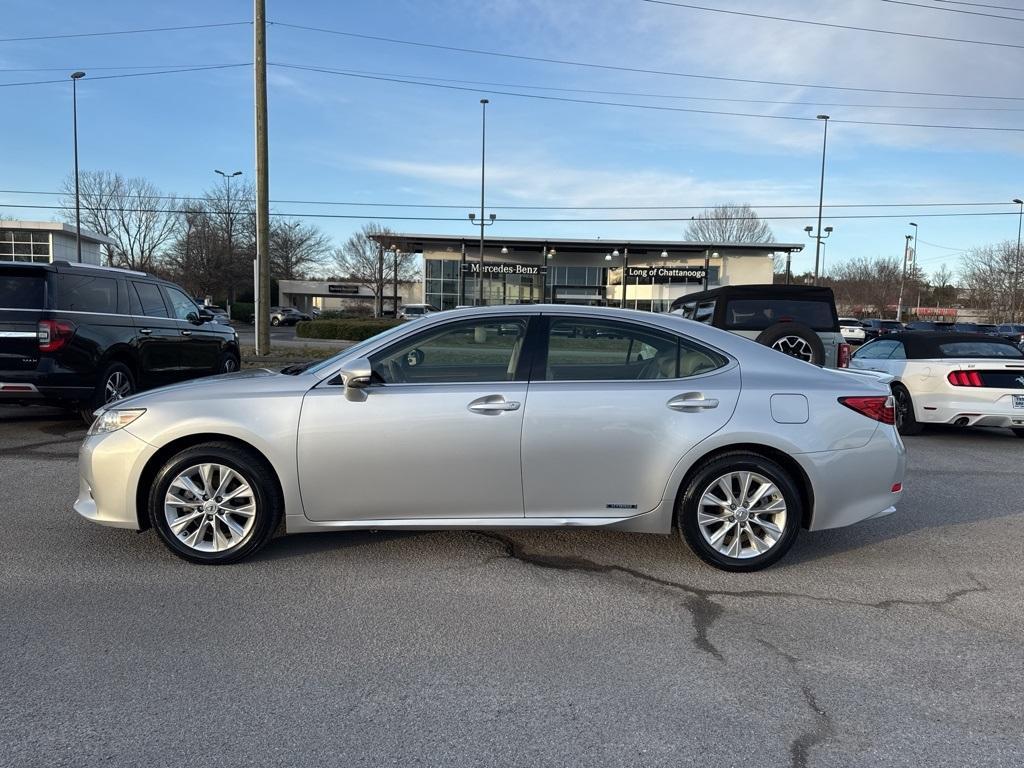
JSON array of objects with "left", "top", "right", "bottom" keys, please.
[
  {"left": 757, "top": 640, "right": 834, "bottom": 768},
  {"left": 474, "top": 532, "right": 992, "bottom": 664}
]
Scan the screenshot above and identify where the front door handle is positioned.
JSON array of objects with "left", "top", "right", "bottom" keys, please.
[
  {"left": 181, "top": 330, "right": 193, "bottom": 336},
  {"left": 467, "top": 395, "right": 521, "bottom": 413},
  {"left": 667, "top": 393, "right": 719, "bottom": 412},
  {"left": 139, "top": 328, "right": 152, "bottom": 335}
]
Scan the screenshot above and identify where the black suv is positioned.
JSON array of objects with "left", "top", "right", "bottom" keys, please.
[
  {"left": 0, "top": 261, "right": 240, "bottom": 414},
  {"left": 669, "top": 284, "right": 847, "bottom": 368}
]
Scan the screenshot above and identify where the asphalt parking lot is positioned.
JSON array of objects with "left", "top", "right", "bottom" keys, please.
[{"left": 1, "top": 408, "right": 1022, "bottom": 768}]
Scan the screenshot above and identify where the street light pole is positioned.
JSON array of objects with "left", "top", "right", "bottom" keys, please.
[
  {"left": 478, "top": 99, "right": 489, "bottom": 305},
  {"left": 896, "top": 234, "right": 912, "bottom": 322},
  {"left": 214, "top": 170, "right": 242, "bottom": 310},
  {"left": 1013, "top": 199, "right": 1023, "bottom": 322},
  {"left": 70, "top": 71, "right": 86, "bottom": 263},
  {"left": 813, "top": 114, "right": 830, "bottom": 284},
  {"left": 909, "top": 221, "right": 919, "bottom": 313}
]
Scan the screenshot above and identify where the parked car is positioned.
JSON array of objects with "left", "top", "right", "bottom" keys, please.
[
  {"left": 0, "top": 261, "right": 240, "bottom": 415},
  {"left": 398, "top": 303, "right": 440, "bottom": 320},
  {"left": 269, "top": 306, "right": 310, "bottom": 326},
  {"left": 849, "top": 331, "right": 1024, "bottom": 437},
  {"left": 838, "top": 317, "right": 866, "bottom": 345},
  {"left": 75, "top": 305, "right": 905, "bottom": 571},
  {"left": 670, "top": 285, "right": 849, "bottom": 368},
  {"left": 860, "top": 318, "right": 904, "bottom": 341},
  {"left": 201, "top": 305, "right": 231, "bottom": 325},
  {"left": 904, "top": 321, "right": 955, "bottom": 332},
  {"left": 952, "top": 322, "right": 998, "bottom": 335},
  {"left": 995, "top": 323, "right": 1024, "bottom": 346}
]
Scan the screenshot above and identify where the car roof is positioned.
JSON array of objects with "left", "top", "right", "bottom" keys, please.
[
  {"left": 670, "top": 283, "right": 836, "bottom": 307},
  {"left": 877, "top": 331, "right": 1020, "bottom": 357}
]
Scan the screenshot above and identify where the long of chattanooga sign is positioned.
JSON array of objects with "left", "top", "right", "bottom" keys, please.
[
  {"left": 462, "top": 262, "right": 546, "bottom": 276},
  {"left": 626, "top": 266, "right": 707, "bottom": 282}
]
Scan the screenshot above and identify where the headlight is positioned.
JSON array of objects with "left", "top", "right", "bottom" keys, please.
[{"left": 87, "top": 408, "right": 146, "bottom": 436}]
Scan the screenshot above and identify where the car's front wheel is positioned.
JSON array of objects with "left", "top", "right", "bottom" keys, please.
[
  {"left": 892, "top": 384, "right": 923, "bottom": 436},
  {"left": 678, "top": 452, "right": 801, "bottom": 572},
  {"left": 148, "top": 442, "right": 282, "bottom": 564}
]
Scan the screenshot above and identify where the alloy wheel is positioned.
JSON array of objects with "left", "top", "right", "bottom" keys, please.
[
  {"left": 104, "top": 371, "right": 132, "bottom": 403},
  {"left": 770, "top": 335, "right": 814, "bottom": 362},
  {"left": 697, "top": 470, "right": 788, "bottom": 559},
  {"left": 222, "top": 357, "right": 238, "bottom": 373},
  {"left": 163, "top": 463, "right": 257, "bottom": 553}
]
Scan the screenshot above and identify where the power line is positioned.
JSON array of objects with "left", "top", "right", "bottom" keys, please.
[
  {"left": 2, "top": 201, "right": 1021, "bottom": 223},
  {"left": 638, "top": 0, "right": 1024, "bottom": 49},
  {"left": 0, "top": 63, "right": 243, "bottom": 72},
  {"left": 917, "top": 238, "right": 973, "bottom": 251},
  {"left": 881, "top": 0, "right": 1024, "bottom": 20},
  {"left": 266, "top": 63, "right": 1024, "bottom": 112},
  {"left": 0, "top": 63, "right": 250, "bottom": 88},
  {"left": 0, "top": 21, "right": 250, "bottom": 44},
  {"left": 267, "top": 21, "right": 1024, "bottom": 102},
  {"left": 272, "top": 63, "right": 1024, "bottom": 132},
  {"left": 0, "top": 189, "right": 1016, "bottom": 211},
  {"left": 935, "top": 0, "right": 1024, "bottom": 11}
]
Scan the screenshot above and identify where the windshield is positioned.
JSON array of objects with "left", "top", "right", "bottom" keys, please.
[
  {"left": 938, "top": 341, "right": 1023, "bottom": 359},
  {"left": 724, "top": 298, "right": 837, "bottom": 332},
  {"left": 304, "top": 322, "right": 413, "bottom": 376}
]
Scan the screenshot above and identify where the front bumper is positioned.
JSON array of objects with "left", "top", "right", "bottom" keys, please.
[
  {"left": 798, "top": 425, "right": 906, "bottom": 531},
  {"left": 74, "top": 427, "right": 156, "bottom": 529}
]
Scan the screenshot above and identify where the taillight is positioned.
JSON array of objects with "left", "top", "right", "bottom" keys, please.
[
  {"left": 838, "top": 395, "right": 895, "bottom": 425},
  {"left": 37, "top": 319, "right": 76, "bottom": 353},
  {"left": 947, "top": 370, "right": 982, "bottom": 387},
  {"left": 838, "top": 342, "right": 851, "bottom": 368}
]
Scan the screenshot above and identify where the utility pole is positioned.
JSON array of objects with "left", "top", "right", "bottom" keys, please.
[
  {"left": 392, "top": 244, "right": 400, "bottom": 317},
  {"left": 253, "top": 0, "right": 271, "bottom": 356},
  {"left": 70, "top": 71, "right": 86, "bottom": 263},
  {"left": 376, "top": 242, "right": 384, "bottom": 317},
  {"left": 813, "top": 114, "right": 830, "bottom": 284}
]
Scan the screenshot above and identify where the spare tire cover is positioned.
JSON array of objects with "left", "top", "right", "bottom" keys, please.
[{"left": 754, "top": 322, "right": 826, "bottom": 365}]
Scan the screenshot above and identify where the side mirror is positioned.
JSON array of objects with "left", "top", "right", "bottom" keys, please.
[
  {"left": 195, "top": 309, "right": 213, "bottom": 324},
  {"left": 338, "top": 357, "right": 373, "bottom": 389}
]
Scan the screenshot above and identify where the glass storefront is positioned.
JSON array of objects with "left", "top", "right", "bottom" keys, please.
[{"left": 425, "top": 256, "right": 720, "bottom": 310}]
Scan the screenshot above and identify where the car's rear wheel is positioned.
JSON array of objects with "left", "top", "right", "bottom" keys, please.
[
  {"left": 80, "top": 362, "right": 136, "bottom": 422},
  {"left": 678, "top": 453, "right": 801, "bottom": 572},
  {"left": 892, "top": 384, "right": 923, "bottom": 436},
  {"left": 270, "top": 316, "right": 280, "bottom": 327},
  {"left": 218, "top": 351, "right": 240, "bottom": 374},
  {"left": 148, "top": 442, "right": 282, "bottom": 564}
]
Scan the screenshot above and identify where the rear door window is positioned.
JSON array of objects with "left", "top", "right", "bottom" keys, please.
[
  {"left": 56, "top": 274, "right": 118, "bottom": 313},
  {"left": 724, "top": 299, "right": 836, "bottom": 331},
  {"left": 0, "top": 273, "right": 45, "bottom": 309},
  {"left": 132, "top": 281, "right": 169, "bottom": 318}
]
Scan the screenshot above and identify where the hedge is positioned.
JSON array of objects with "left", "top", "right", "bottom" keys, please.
[{"left": 296, "top": 318, "right": 403, "bottom": 341}]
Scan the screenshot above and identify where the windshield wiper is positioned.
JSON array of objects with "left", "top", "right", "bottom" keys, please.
[{"left": 280, "top": 361, "right": 315, "bottom": 375}]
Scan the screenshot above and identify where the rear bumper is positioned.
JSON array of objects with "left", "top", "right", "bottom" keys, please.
[
  {"left": 917, "top": 398, "right": 1024, "bottom": 429},
  {"left": 797, "top": 425, "right": 906, "bottom": 531},
  {"left": 0, "top": 367, "right": 94, "bottom": 404}
]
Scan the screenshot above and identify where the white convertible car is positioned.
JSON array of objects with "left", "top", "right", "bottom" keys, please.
[{"left": 850, "top": 331, "right": 1024, "bottom": 436}]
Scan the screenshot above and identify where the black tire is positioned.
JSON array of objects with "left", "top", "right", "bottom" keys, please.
[
  {"left": 892, "top": 383, "right": 923, "bottom": 436},
  {"left": 218, "top": 351, "right": 241, "bottom": 374},
  {"left": 86, "top": 362, "right": 135, "bottom": 417},
  {"left": 1012, "top": 428, "right": 1024, "bottom": 438},
  {"left": 271, "top": 316, "right": 281, "bottom": 327},
  {"left": 755, "top": 322, "right": 826, "bottom": 366},
  {"left": 148, "top": 442, "right": 282, "bottom": 565},
  {"left": 678, "top": 452, "right": 801, "bottom": 572}
]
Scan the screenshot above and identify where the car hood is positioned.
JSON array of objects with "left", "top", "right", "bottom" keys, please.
[{"left": 104, "top": 368, "right": 306, "bottom": 410}]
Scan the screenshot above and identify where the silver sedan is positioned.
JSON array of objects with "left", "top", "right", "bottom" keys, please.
[{"left": 75, "top": 305, "right": 906, "bottom": 571}]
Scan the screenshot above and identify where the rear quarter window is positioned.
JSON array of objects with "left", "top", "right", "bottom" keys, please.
[
  {"left": 724, "top": 299, "right": 837, "bottom": 332},
  {"left": 56, "top": 274, "right": 118, "bottom": 314},
  {"left": 0, "top": 273, "right": 46, "bottom": 309}
]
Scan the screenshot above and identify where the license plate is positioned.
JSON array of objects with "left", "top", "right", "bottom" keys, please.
[{"left": 1014, "top": 395, "right": 1024, "bottom": 409}]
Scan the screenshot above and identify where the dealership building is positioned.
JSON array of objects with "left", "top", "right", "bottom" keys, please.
[
  {"left": 0, "top": 220, "right": 112, "bottom": 266},
  {"left": 372, "top": 234, "right": 803, "bottom": 312}
]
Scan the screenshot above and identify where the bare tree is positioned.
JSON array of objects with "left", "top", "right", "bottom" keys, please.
[
  {"left": 828, "top": 256, "right": 903, "bottom": 317},
  {"left": 959, "top": 241, "right": 1021, "bottom": 322},
  {"left": 930, "top": 263, "right": 957, "bottom": 307},
  {"left": 60, "top": 171, "right": 178, "bottom": 270},
  {"left": 684, "top": 203, "right": 775, "bottom": 244},
  {"left": 270, "top": 218, "right": 332, "bottom": 280},
  {"left": 333, "top": 223, "right": 396, "bottom": 317}
]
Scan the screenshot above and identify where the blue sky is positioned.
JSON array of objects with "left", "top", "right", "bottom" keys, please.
[{"left": 2, "top": 0, "right": 1024, "bottom": 279}]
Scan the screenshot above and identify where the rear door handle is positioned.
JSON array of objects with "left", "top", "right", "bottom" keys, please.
[
  {"left": 667, "top": 393, "right": 719, "bottom": 412},
  {"left": 467, "top": 395, "right": 521, "bottom": 413},
  {"left": 139, "top": 328, "right": 152, "bottom": 335},
  {"left": 181, "top": 330, "right": 193, "bottom": 336}
]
